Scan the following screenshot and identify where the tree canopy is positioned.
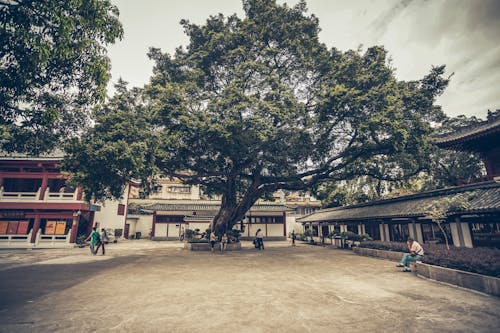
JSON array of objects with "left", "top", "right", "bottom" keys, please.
[
  {"left": 0, "top": 0, "right": 123, "bottom": 155},
  {"left": 65, "top": 0, "right": 449, "bottom": 233}
]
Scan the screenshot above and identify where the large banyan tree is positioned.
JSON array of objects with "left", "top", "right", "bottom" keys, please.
[{"left": 64, "top": 0, "right": 449, "bottom": 233}]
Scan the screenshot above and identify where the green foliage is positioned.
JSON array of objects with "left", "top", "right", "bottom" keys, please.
[
  {"left": 65, "top": 0, "right": 448, "bottom": 232},
  {"left": 184, "top": 229, "right": 197, "bottom": 240},
  {"left": 340, "top": 231, "right": 368, "bottom": 242},
  {"left": 0, "top": 0, "right": 123, "bottom": 155},
  {"left": 422, "top": 115, "right": 485, "bottom": 190},
  {"left": 63, "top": 80, "right": 159, "bottom": 201},
  {"left": 227, "top": 229, "right": 241, "bottom": 242}
]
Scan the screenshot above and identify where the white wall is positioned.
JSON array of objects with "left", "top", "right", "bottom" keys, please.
[
  {"left": 94, "top": 185, "right": 129, "bottom": 233},
  {"left": 245, "top": 223, "right": 284, "bottom": 237},
  {"left": 187, "top": 223, "right": 210, "bottom": 233},
  {"left": 286, "top": 216, "right": 303, "bottom": 235},
  {"left": 266, "top": 224, "right": 284, "bottom": 237}
]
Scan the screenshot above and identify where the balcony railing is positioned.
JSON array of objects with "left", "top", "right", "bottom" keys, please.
[
  {"left": 0, "top": 187, "right": 80, "bottom": 202},
  {"left": 0, "top": 187, "right": 40, "bottom": 200},
  {"left": 45, "top": 188, "right": 78, "bottom": 201}
]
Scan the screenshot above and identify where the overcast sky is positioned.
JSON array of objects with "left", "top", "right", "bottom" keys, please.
[{"left": 107, "top": 0, "right": 500, "bottom": 119}]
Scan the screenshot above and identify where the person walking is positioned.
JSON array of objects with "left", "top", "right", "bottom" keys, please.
[
  {"left": 256, "top": 228, "right": 264, "bottom": 250},
  {"left": 210, "top": 231, "right": 217, "bottom": 253},
  {"left": 291, "top": 230, "right": 296, "bottom": 247},
  {"left": 397, "top": 237, "right": 424, "bottom": 272},
  {"left": 94, "top": 228, "right": 109, "bottom": 255},
  {"left": 221, "top": 232, "right": 228, "bottom": 253},
  {"left": 85, "top": 227, "right": 100, "bottom": 255}
]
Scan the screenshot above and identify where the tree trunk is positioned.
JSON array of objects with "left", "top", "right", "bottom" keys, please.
[{"left": 210, "top": 178, "right": 262, "bottom": 235}]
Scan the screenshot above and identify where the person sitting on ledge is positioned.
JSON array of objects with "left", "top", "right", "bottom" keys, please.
[{"left": 396, "top": 237, "right": 424, "bottom": 272}]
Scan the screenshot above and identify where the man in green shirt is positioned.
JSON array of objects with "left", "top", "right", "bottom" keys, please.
[{"left": 86, "top": 227, "right": 100, "bottom": 255}]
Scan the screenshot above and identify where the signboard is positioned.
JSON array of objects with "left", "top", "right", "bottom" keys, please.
[
  {"left": 17, "top": 221, "right": 29, "bottom": 235},
  {"left": 7, "top": 221, "right": 19, "bottom": 234},
  {"left": 0, "top": 222, "right": 8, "bottom": 234},
  {"left": 0, "top": 211, "right": 25, "bottom": 219},
  {"left": 55, "top": 222, "right": 67, "bottom": 235},
  {"left": 45, "top": 221, "right": 57, "bottom": 235}
]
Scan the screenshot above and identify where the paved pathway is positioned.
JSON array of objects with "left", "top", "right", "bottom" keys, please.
[{"left": 0, "top": 241, "right": 499, "bottom": 332}]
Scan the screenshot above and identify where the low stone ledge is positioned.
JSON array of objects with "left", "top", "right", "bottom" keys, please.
[
  {"left": 353, "top": 247, "right": 500, "bottom": 297},
  {"left": 184, "top": 242, "right": 242, "bottom": 251},
  {"left": 353, "top": 247, "right": 403, "bottom": 261},
  {"left": 415, "top": 262, "right": 500, "bottom": 297}
]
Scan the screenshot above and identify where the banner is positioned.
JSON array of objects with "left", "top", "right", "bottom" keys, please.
[
  {"left": 17, "top": 221, "right": 29, "bottom": 234},
  {"left": 45, "top": 221, "right": 56, "bottom": 235},
  {"left": 55, "top": 222, "right": 67, "bottom": 235},
  {"left": 7, "top": 221, "right": 19, "bottom": 234},
  {"left": 0, "top": 222, "right": 8, "bottom": 234}
]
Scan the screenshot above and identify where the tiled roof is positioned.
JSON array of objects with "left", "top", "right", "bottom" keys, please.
[
  {"left": 434, "top": 116, "right": 500, "bottom": 146},
  {"left": 0, "top": 149, "right": 65, "bottom": 160},
  {"left": 142, "top": 200, "right": 286, "bottom": 213},
  {"left": 298, "top": 181, "right": 500, "bottom": 223}
]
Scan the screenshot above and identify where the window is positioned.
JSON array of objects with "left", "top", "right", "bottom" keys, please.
[
  {"left": 167, "top": 186, "right": 191, "bottom": 193},
  {"left": 117, "top": 204, "right": 125, "bottom": 216}
]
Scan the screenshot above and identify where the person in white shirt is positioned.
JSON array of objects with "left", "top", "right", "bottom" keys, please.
[
  {"left": 256, "top": 229, "right": 264, "bottom": 250},
  {"left": 397, "top": 237, "right": 424, "bottom": 272}
]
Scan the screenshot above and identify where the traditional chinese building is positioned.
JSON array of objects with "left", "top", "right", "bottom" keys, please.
[
  {"left": 298, "top": 113, "right": 500, "bottom": 248},
  {"left": 0, "top": 154, "right": 132, "bottom": 248},
  {"left": 126, "top": 178, "right": 287, "bottom": 240}
]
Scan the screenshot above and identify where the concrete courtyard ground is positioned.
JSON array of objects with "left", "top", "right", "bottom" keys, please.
[{"left": 0, "top": 240, "right": 499, "bottom": 333}]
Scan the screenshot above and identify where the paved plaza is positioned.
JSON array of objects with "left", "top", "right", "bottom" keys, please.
[{"left": 0, "top": 241, "right": 499, "bottom": 333}]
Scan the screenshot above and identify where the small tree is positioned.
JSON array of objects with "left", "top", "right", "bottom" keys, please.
[{"left": 425, "top": 194, "right": 472, "bottom": 250}]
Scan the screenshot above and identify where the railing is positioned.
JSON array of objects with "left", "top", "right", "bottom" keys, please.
[
  {"left": 0, "top": 187, "right": 40, "bottom": 200},
  {"left": 0, "top": 229, "right": 72, "bottom": 247},
  {"left": 0, "top": 187, "right": 79, "bottom": 202},
  {"left": 0, "top": 230, "right": 33, "bottom": 247},
  {"left": 35, "top": 229, "right": 72, "bottom": 246},
  {"left": 45, "top": 188, "right": 78, "bottom": 201}
]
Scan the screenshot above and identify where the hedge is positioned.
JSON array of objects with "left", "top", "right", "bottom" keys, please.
[{"left": 358, "top": 241, "right": 500, "bottom": 278}]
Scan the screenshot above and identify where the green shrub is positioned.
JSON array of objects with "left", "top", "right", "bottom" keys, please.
[
  {"left": 185, "top": 229, "right": 196, "bottom": 240},
  {"left": 359, "top": 241, "right": 500, "bottom": 277}
]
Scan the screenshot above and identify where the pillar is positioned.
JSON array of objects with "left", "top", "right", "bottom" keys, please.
[
  {"left": 450, "top": 221, "right": 461, "bottom": 247},
  {"left": 384, "top": 224, "right": 390, "bottom": 241},
  {"left": 460, "top": 221, "right": 473, "bottom": 248},
  {"left": 76, "top": 187, "right": 83, "bottom": 200},
  {"left": 39, "top": 174, "right": 48, "bottom": 200},
  {"left": 451, "top": 217, "right": 474, "bottom": 248},
  {"left": 30, "top": 214, "right": 41, "bottom": 243},
  {"left": 379, "top": 223, "right": 386, "bottom": 241},
  {"left": 409, "top": 221, "right": 416, "bottom": 240},
  {"left": 415, "top": 223, "right": 423, "bottom": 243},
  {"left": 152, "top": 211, "right": 157, "bottom": 238},
  {"left": 283, "top": 212, "right": 286, "bottom": 237},
  {"left": 69, "top": 215, "right": 79, "bottom": 243}
]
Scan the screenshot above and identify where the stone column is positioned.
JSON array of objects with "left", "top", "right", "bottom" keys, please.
[
  {"left": 461, "top": 221, "right": 473, "bottom": 248},
  {"left": 382, "top": 223, "right": 390, "bottom": 242},
  {"left": 450, "top": 221, "right": 461, "bottom": 247},
  {"left": 415, "top": 223, "right": 423, "bottom": 243},
  {"left": 379, "top": 223, "right": 386, "bottom": 241}
]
